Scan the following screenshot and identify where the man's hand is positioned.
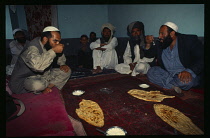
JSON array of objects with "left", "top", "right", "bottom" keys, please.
[
  {"left": 145, "top": 35, "right": 154, "bottom": 49},
  {"left": 60, "top": 65, "right": 70, "bottom": 73},
  {"left": 178, "top": 71, "right": 192, "bottom": 84},
  {"left": 95, "top": 47, "right": 106, "bottom": 51},
  {"left": 129, "top": 63, "right": 137, "bottom": 71},
  {"left": 52, "top": 44, "right": 64, "bottom": 53},
  {"left": 100, "top": 43, "right": 107, "bottom": 47}
]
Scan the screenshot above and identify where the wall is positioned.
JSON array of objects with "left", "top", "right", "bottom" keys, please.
[
  {"left": 6, "top": 5, "right": 13, "bottom": 39},
  {"left": 57, "top": 5, "right": 108, "bottom": 38},
  {"left": 6, "top": 4, "right": 204, "bottom": 39},
  {"left": 6, "top": 5, "right": 28, "bottom": 39},
  {"left": 16, "top": 5, "right": 28, "bottom": 31},
  {"left": 108, "top": 4, "right": 204, "bottom": 37}
]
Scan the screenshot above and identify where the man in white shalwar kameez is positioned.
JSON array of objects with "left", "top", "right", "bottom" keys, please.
[
  {"left": 90, "top": 23, "right": 118, "bottom": 74},
  {"left": 115, "top": 21, "right": 156, "bottom": 76},
  {"left": 6, "top": 29, "right": 30, "bottom": 75}
]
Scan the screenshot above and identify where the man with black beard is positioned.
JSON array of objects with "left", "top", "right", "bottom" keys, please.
[
  {"left": 9, "top": 26, "right": 71, "bottom": 94},
  {"left": 146, "top": 22, "right": 204, "bottom": 93},
  {"left": 115, "top": 21, "right": 156, "bottom": 76},
  {"left": 6, "top": 29, "right": 30, "bottom": 75},
  {"left": 90, "top": 23, "right": 118, "bottom": 74}
]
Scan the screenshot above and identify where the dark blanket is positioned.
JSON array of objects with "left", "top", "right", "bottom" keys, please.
[{"left": 61, "top": 73, "right": 204, "bottom": 135}]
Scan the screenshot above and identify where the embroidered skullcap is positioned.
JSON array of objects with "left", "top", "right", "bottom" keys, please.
[
  {"left": 43, "top": 26, "right": 59, "bottom": 32},
  {"left": 12, "top": 28, "right": 23, "bottom": 35},
  {"left": 164, "top": 22, "right": 178, "bottom": 32}
]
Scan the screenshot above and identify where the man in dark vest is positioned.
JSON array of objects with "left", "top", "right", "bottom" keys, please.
[
  {"left": 9, "top": 26, "right": 71, "bottom": 94},
  {"left": 115, "top": 21, "right": 156, "bottom": 76}
]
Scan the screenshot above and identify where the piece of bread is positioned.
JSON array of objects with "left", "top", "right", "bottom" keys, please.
[
  {"left": 154, "top": 104, "right": 204, "bottom": 135},
  {"left": 76, "top": 99, "right": 104, "bottom": 127},
  {"left": 128, "top": 89, "right": 175, "bottom": 102}
]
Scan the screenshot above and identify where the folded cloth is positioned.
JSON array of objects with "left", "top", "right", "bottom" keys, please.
[{"left": 68, "top": 115, "right": 87, "bottom": 136}]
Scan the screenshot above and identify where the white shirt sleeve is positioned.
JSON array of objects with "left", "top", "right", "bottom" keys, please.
[
  {"left": 9, "top": 41, "right": 24, "bottom": 55},
  {"left": 133, "top": 45, "right": 140, "bottom": 63},
  {"left": 57, "top": 54, "right": 66, "bottom": 66},
  {"left": 101, "top": 37, "right": 118, "bottom": 51},
  {"left": 123, "top": 42, "right": 132, "bottom": 64},
  {"left": 21, "top": 46, "right": 56, "bottom": 72},
  {"left": 90, "top": 39, "right": 101, "bottom": 50}
]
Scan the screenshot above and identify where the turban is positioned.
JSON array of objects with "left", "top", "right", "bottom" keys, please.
[
  {"left": 43, "top": 26, "right": 59, "bottom": 32},
  {"left": 101, "top": 23, "right": 115, "bottom": 37},
  {"left": 127, "top": 21, "right": 145, "bottom": 36},
  {"left": 127, "top": 21, "right": 145, "bottom": 47},
  {"left": 101, "top": 23, "right": 116, "bottom": 44},
  {"left": 164, "top": 22, "right": 178, "bottom": 32}
]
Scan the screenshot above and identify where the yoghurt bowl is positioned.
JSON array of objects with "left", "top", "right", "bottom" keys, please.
[{"left": 106, "top": 126, "right": 127, "bottom": 136}]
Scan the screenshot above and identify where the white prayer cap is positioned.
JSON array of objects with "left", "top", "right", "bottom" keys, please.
[
  {"left": 12, "top": 28, "right": 23, "bottom": 35},
  {"left": 43, "top": 26, "right": 59, "bottom": 32},
  {"left": 164, "top": 22, "right": 178, "bottom": 32}
]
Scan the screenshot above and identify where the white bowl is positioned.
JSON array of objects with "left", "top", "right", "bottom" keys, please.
[
  {"left": 139, "top": 84, "right": 149, "bottom": 88},
  {"left": 72, "top": 90, "right": 85, "bottom": 96},
  {"left": 106, "top": 126, "right": 127, "bottom": 136}
]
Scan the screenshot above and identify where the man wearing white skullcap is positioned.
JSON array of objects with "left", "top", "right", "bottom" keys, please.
[
  {"left": 145, "top": 22, "right": 204, "bottom": 94},
  {"left": 90, "top": 23, "right": 118, "bottom": 74},
  {"left": 6, "top": 28, "right": 30, "bottom": 75},
  {"left": 164, "top": 22, "right": 178, "bottom": 32},
  {"left": 9, "top": 26, "right": 71, "bottom": 94}
]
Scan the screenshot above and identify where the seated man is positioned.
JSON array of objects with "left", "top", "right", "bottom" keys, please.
[
  {"left": 78, "top": 34, "right": 93, "bottom": 69},
  {"left": 90, "top": 23, "right": 118, "bottom": 74},
  {"left": 146, "top": 22, "right": 204, "bottom": 93},
  {"left": 9, "top": 26, "right": 71, "bottom": 94},
  {"left": 115, "top": 21, "right": 156, "bottom": 76},
  {"left": 6, "top": 29, "right": 30, "bottom": 75},
  {"left": 89, "top": 32, "right": 97, "bottom": 42}
]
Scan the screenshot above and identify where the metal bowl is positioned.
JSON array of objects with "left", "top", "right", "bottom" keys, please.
[{"left": 99, "top": 88, "right": 113, "bottom": 94}]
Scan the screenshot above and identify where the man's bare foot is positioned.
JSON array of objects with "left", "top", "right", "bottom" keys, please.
[
  {"left": 42, "top": 87, "right": 52, "bottom": 94},
  {"left": 92, "top": 68, "right": 102, "bottom": 74},
  {"left": 92, "top": 69, "right": 98, "bottom": 74},
  {"left": 136, "top": 73, "right": 145, "bottom": 77}
]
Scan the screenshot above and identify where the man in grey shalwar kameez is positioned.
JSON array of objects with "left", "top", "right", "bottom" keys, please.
[{"left": 9, "top": 26, "right": 71, "bottom": 94}]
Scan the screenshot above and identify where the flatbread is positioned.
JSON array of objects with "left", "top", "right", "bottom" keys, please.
[
  {"left": 154, "top": 104, "right": 204, "bottom": 135},
  {"left": 127, "top": 89, "right": 175, "bottom": 102},
  {"left": 76, "top": 99, "right": 104, "bottom": 127}
]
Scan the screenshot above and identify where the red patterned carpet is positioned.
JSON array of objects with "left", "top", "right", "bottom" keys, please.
[
  {"left": 61, "top": 73, "right": 204, "bottom": 135},
  {"left": 6, "top": 87, "right": 75, "bottom": 136}
]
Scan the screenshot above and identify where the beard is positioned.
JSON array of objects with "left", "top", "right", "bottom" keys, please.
[
  {"left": 159, "top": 35, "right": 173, "bottom": 49},
  {"left": 131, "top": 35, "right": 141, "bottom": 45},
  {"left": 102, "top": 35, "right": 110, "bottom": 43},
  {"left": 44, "top": 40, "right": 52, "bottom": 51},
  {"left": 16, "top": 37, "right": 26, "bottom": 43}
]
